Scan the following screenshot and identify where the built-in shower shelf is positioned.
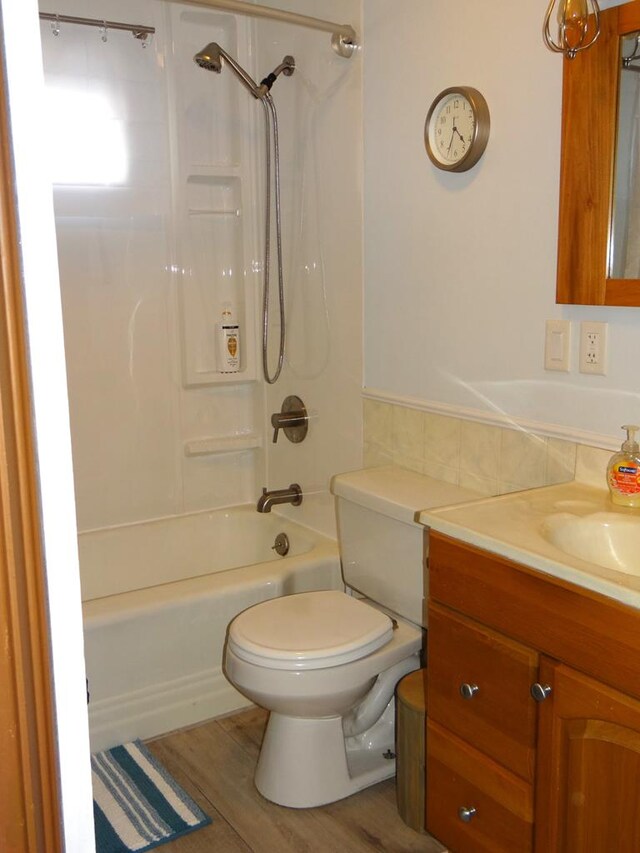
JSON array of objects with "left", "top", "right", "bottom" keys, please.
[
  {"left": 184, "top": 435, "right": 262, "bottom": 457},
  {"left": 188, "top": 164, "right": 241, "bottom": 178},
  {"left": 188, "top": 208, "right": 241, "bottom": 217}
]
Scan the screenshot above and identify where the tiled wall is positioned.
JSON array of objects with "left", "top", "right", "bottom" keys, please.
[{"left": 363, "top": 398, "right": 609, "bottom": 497}]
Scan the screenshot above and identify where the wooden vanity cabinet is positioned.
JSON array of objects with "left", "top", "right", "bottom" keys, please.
[{"left": 425, "top": 532, "right": 640, "bottom": 853}]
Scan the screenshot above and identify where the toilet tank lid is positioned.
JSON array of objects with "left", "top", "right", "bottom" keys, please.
[{"left": 330, "top": 466, "right": 481, "bottom": 526}]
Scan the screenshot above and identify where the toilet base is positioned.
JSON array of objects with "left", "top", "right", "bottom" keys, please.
[{"left": 254, "top": 699, "right": 396, "bottom": 808}]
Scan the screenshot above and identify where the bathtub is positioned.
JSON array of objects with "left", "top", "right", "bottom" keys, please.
[{"left": 80, "top": 505, "right": 342, "bottom": 751}]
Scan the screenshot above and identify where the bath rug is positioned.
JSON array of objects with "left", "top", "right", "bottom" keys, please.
[{"left": 91, "top": 740, "right": 211, "bottom": 853}]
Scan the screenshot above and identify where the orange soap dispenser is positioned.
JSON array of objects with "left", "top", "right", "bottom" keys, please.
[{"left": 607, "top": 424, "right": 640, "bottom": 508}]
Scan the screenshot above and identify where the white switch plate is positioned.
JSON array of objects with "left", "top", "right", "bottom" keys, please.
[
  {"left": 544, "top": 319, "right": 571, "bottom": 372},
  {"left": 579, "top": 321, "right": 608, "bottom": 375}
]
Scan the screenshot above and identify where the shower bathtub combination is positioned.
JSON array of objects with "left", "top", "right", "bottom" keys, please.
[{"left": 81, "top": 505, "right": 341, "bottom": 751}]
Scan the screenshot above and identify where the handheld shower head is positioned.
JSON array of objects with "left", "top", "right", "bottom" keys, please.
[{"left": 194, "top": 42, "right": 223, "bottom": 73}]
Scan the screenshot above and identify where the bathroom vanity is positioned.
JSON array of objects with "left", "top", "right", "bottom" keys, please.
[{"left": 420, "top": 483, "right": 640, "bottom": 853}]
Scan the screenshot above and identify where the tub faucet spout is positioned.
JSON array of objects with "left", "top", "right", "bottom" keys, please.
[{"left": 257, "top": 483, "right": 303, "bottom": 513}]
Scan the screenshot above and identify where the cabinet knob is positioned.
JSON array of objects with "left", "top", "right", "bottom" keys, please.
[
  {"left": 530, "top": 682, "right": 553, "bottom": 702},
  {"left": 459, "top": 682, "right": 479, "bottom": 700},
  {"left": 459, "top": 806, "right": 477, "bottom": 823}
]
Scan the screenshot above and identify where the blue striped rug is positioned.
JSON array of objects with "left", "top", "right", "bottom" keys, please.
[{"left": 91, "top": 741, "right": 211, "bottom": 853}]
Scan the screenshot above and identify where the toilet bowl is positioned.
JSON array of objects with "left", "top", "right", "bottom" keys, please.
[
  {"left": 223, "top": 466, "right": 480, "bottom": 809},
  {"left": 225, "top": 590, "right": 422, "bottom": 808}
]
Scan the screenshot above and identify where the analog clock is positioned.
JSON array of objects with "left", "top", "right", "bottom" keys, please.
[{"left": 424, "top": 86, "right": 490, "bottom": 172}]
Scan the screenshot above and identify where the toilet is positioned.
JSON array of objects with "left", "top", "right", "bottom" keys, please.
[{"left": 224, "top": 466, "right": 479, "bottom": 808}]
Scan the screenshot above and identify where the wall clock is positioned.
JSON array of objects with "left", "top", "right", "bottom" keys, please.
[{"left": 424, "top": 86, "right": 490, "bottom": 172}]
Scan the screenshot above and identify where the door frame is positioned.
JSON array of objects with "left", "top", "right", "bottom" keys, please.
[
  {"left": 0, "top": 1, "right": 95, "bottom": 849},
  {"left": 0, "top": 48, "right": 63, "bottom": 853}
]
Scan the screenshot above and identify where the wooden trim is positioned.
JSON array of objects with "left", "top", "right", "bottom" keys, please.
[
  {"left": 604, "top": 277, "right": 640, "bottom": 306},
  {"left": 556, "top": 4, "right": 619, "bottom": 304},
  {"left": 617, "top": 3, "right": 640, "bottom": 32},
  {"left": 0, "top": 45, "right": 62, "bottom": 853},
  {"left": 556, "top": 0, "right": 640, "bottom": 306}
]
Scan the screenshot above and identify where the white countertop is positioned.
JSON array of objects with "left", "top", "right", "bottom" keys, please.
[{"left": 419, "top": 482, "right": 640, "bottom": 610}]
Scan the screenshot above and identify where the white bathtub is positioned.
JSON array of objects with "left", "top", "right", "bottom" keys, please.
[{"left": 80, "top": 505, "right": 342, "bottom": 751}]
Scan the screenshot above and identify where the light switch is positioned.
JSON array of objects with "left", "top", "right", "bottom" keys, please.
[{"left": 544, "top": 319, "right": 571, "bottom": 372}]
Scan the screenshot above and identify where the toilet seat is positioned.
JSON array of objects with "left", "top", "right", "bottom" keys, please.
[{"left": 227, "top": 590, "right": 393, "bottom": 671}]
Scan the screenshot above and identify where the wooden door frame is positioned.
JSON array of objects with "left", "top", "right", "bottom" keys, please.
[{"left": 0, "top": 41, "right": 63, "bottom": 853}]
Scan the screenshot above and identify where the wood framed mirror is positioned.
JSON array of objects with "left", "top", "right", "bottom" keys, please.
[{"left": 557, "top": 0, "right": 640, "bottom": 305}]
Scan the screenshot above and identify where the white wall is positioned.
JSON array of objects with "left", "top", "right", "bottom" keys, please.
[{"left": 363, "top": 0, "right": 640, "bottom": 448}]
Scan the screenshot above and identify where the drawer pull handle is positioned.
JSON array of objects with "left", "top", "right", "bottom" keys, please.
[
  {"left": 459, "top": 806, "right": 477, "bottom": 823},
  {"left": 530, "top": 682, "right": 553, "bottom": 702},
  {"left": 459, "top": 683, "right": 479, "bottom": 700}
]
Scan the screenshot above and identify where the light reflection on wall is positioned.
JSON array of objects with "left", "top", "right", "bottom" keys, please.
[{"left": 46, "top": 85, "right": 128, "bottom": 186}]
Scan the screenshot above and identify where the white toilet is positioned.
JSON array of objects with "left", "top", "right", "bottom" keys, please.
[{"left": 224, "top": 466, "right": 479, "bottom": 808}]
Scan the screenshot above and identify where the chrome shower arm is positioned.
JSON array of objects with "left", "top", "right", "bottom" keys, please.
[{"left": 216, "top": 45, "right": 264, "bottom": 99}]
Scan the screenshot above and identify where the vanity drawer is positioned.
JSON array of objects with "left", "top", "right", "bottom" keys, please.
[
  {"left": 428, "top": 603, "right": 538, "bottom": 782},
  {"left": 427, "top": 719, "right": 533, "bottom": 853}
]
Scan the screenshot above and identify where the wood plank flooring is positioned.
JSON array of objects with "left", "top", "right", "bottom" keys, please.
[{"left": 147, "top": 707, "right": 446, "bottom": 852}]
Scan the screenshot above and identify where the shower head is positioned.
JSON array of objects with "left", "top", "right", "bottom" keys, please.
[
  {"left": 194, "top": 42, "right": 263, "bottom": 99},
  {"left": 194, "top": 43, "right": 295, "bottom": 100},
  {"left": 194, "top": 42, "right": 223, "bottom": 74}
]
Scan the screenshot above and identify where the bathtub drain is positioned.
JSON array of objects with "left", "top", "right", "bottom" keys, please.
[{"left": 272, "top": 532, "right": 290, "bottom": 557}]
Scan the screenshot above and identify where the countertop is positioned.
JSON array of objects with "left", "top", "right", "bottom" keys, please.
[{"left": 419, "top": 481, "right": 640, "bottom": 609}]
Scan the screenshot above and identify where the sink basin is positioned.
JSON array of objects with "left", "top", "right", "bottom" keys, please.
[{"left": 542, "top": 512, "right": 640, "bottom": 575}]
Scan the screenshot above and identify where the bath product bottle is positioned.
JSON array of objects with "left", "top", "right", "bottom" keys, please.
[
  {"left": 217, "top": 303, "right": 240, "bottom": 373},
  {"left": 607, "top": 424, "right": 640, "bottom": 507}
]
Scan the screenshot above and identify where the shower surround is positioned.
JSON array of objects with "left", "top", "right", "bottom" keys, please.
[
  {"left": 41, "top": 0, "right": 362, "bottom": 532},
  {"left": 40, "top": 0, "right": 362, "bottom": 743}
]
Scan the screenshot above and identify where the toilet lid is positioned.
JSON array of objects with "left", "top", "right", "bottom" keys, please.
[{"left": 227, "top": 590, "right": 393, "bottom": 670}]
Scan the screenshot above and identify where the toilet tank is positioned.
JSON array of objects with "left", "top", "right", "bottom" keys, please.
[{"left": 330, "top": 466, "right": 480, "bottom": 627}]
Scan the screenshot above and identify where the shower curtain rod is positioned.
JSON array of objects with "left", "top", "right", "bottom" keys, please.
[
  {"left": 39, "top": 12, "right": 155, "bottom": 40},
  {"left": 170, "top": 0, "right": 357, "bottom": 57}
]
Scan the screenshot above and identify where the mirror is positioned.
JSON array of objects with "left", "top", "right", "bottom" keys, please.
[
  {"left": 556, "top": 0, "right": 640, "bottom": 305},
  {"left": 610, "top": 30, "right": 640, "bottom": 279}
]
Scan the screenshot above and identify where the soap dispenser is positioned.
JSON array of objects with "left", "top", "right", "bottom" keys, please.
[{"left": 607, "top": 424, "right": 640, "bottom": 507}]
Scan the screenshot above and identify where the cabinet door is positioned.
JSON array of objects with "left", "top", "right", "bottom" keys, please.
[{"left": 536, "top": 658, "right": 640, "bottom": 853}]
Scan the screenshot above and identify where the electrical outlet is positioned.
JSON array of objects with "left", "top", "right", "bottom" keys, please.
[{"left": 579, "top": 321, "right": 608, "bottom": 375}]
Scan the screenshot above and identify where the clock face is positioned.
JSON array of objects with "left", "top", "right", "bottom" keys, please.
[
  {"left": 424, "top": 87, "right": 490, "bottom": 172},
  {"left": 429, "top": 93, "right": 475, "bottom": 166}
]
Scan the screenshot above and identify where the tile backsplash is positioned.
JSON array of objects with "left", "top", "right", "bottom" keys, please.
[{"left": 363, "top": 399, "right": 609, "bottom": 496}]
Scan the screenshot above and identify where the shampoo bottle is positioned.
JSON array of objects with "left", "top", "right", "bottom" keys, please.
[
  {"left": 217, "top": 303, "right": 240, "bottom": 374},
  {"left": 607, "top": 424, "right": 640, "bottom": 507}
]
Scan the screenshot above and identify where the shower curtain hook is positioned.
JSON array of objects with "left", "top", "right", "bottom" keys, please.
[
  {"left": 100, "top": 21, "right": 108, "bottom": 43},
  {"left": 51, "top": 14, "right": 60, "bottom": 37},
  {"left": 132, "top": 30, "right": 150, "bottom": 49}
]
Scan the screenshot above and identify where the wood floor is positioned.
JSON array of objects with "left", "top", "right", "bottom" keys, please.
[{"left": 147, "top": 707, "right": 446, "bottom": 852}]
